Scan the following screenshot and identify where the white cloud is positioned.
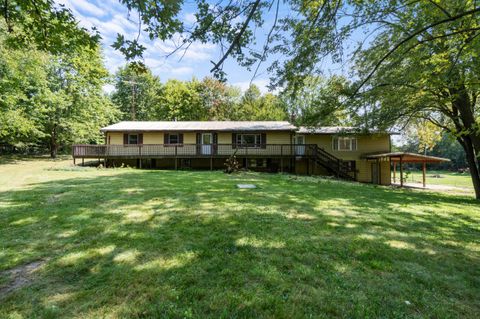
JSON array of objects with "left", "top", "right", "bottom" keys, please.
[
  {"left": 55, "top": 0, "right": 255, "bottom": 85},
  {"left": 170, "top": 66, "right": 194, "bottom": 75},
  {"left": 57, "top": 0, "right": 105, "bottom": 17},
  {"left": 184, "top": 13, "right": 197, "bottom": 24},
  {"left": 103, "top": 84, "right": 115, "bottom": 94}
]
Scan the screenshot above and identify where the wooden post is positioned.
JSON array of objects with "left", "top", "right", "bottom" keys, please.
[
  {"left": 82, "top": 158, "right": 84, "bottom": 166},
  {"left": 393, "top": 161, "right": 396, "bottom": 183},
  {"left": 73, "top": 157, "right": 76, "bottom": 165},
  {"left": 378, "top": 159, "right": 382, "bottom": 185},
  {"left": 422, "top": 161, "right": 426, "bottom": 188},
  {"left": 400, "top": 156, "right": 404, "bottom": 187},
  {"left": 307, "top": 159, "right": 310, "bottom": 175},
  {"left": 210, "top": 156, "right": 213, "bottom": 170},
  {"left": 280, "top": 157, "right": 283, "bottom": 173}
]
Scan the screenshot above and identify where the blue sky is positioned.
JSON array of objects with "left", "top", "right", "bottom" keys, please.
[
  {"left": 55, "top": 0, "right": 353, "bottom": 94},
  {"left": 55, "top": 0, "right": 279, "bottom": 93}
]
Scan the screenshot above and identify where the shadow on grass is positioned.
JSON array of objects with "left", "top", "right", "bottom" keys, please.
[
  {"left": 0, "top": 155, "right": 71, "bottom": 165},
  {"left": 0, "top": 170, "right": 479, "bottom": 318}
]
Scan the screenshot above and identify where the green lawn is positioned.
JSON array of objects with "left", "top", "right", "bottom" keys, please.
[
  {"left": 397, "top": 170, "right": 474, "bottom": 189},
  {"left": 0, "top": 158, "right": 479, "bottom": 318}
]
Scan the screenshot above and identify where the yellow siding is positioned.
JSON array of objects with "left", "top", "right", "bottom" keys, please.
[
  {"left": 217, "top": 132, "right": 230, "bottom": 144},
  {"left": 304, "top": 134, "right": 390, "bottom": 160},
  {"left": 108, "top": 132, "right": 124, "bottom": 144},
  {"left": 143, "top": 132, "right": 162, "bottom": 144},
  {"left": 264, "top": 131, "right": 292, "bottom": 144},
  {"left": 303, "top": 133, "right": 391, "bottom": 185}
]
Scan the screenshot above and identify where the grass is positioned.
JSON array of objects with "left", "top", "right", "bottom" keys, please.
[
  {"left": 0, "top": 157, "right": 479, "bottom": 318},
  {"left": 400, "top": 170, "right": 474, "bottom": 189}
]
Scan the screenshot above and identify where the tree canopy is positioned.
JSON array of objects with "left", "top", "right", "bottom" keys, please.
[
  {"left": 110, "top": 66, "right": 287, "bottom": 121},
  {"left": 0, "top": 26, "right": 118, "bottom": 157}
]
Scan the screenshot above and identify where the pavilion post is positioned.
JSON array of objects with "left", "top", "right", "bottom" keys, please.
[
  {"left": 422, "top": 161, "right": 426, "bottom": 188},
  {"left": 400, "top": 156, "right": 404, "bottom": 187},
  {"left": 393, "top": 160, "right": 396, "bottom": 183}
]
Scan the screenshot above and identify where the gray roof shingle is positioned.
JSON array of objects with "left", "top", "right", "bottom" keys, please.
[{"left": 101, "top": 121, "right": 297, "bottom": 132}]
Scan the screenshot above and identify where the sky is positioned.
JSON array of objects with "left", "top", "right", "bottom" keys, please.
[{"left": 55, "top": 0, "right": 283, "bottom": 94}]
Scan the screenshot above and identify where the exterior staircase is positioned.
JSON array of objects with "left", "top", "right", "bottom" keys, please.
[{"left": 308, "top": 145, "right": 356, "bottom": 181}]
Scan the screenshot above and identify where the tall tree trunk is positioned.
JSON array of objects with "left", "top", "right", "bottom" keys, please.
[
  {"left": 50, "top": 126, "right": 57, "bottom": 158},
  {"left": 449, "top": 84, "right": 480, "bottom": 199},
  {"left": 459, "top": 136, "right": 480, "bottom": 199}
]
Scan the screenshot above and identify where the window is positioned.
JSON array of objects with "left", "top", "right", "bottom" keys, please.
[
  {"left": 333, "top": 136, "right": 357, "bottom": 151},
  {"left": 237, "top": 134, "right": 261, "bottom": 147},
  {"left": 128, "top": 134, "right": 138, "bottom": 145},
  {"left": 168, "top": 134, "right": 179, "bottom": 144}
]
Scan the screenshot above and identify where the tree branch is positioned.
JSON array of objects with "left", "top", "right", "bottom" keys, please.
[
  {"left": 353, "top": 6, "right": 480, "bottom": 96},
  {"left": 210, "top": 0, "right": 261, "bottom": 73},
  {"left": 251, "top": 0, "right": 279, "bottom": 82},
  {"left": 427, "top": 0, "right": 452, "bottom": 18}
]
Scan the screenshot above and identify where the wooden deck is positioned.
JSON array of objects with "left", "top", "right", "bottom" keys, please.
[{"left": 72, "top": 144, "right": 316, "bottom": 159}]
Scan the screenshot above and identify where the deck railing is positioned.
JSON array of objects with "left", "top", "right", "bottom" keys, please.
[{"left": 73, "top": 144, "right": 318, "bottom": 158}]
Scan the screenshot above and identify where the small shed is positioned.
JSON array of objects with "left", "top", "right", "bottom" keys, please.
[{"left": 365, "top": 152, "right": 450, "bottom": 187}]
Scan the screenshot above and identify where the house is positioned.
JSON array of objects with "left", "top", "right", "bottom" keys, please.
[{"left": 72, "top": 121, "right": 393, "bottom": 185}]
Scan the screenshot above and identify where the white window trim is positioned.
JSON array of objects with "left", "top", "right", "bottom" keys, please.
[
  {"left": 333, "top": 136, "right": 357, "bottom": 151},
  {"left": 237, "top": 133, "right": 261, "bottom": 148}
]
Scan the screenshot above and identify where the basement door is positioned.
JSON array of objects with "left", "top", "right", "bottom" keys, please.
[
  {"left": 294, "top": 135, "right": 305, "bottom": 155},
  {"left": 201, "top": 133, "right": 213, "bottom": 155}
]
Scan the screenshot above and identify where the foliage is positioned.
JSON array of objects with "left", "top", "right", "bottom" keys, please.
[
  {"left": 0, "top": 158, "right": 478, "bottom": 317},
  {"left": 234, "top": 84, "right": 287, "bottom": 121},
  {"left": 430, "top": 133, "right": 468, "bottom": 170},
  {"left": 0, "top": 36, "right": 119, "bottom": 157},
  {"left": 0, "top": 0, "right": 99, "bottom": 55},
  {"left": 281, "top": 76, "right": 352, "bottom": 126},
  {"left": 400, "top": 131, "right": 468, "bottom": 170},
  {"left": 403, "top": 121, "right": 443, "bottom": 154},
  {"left": 196, "top": 77, "right": 241, "bottom": 120},
  {"left": 110, "top": 72, "right": 287, "bottom": 121},
  {"left": 345, "top": 1, "right": 480, "bottom": 198},
  {"left": 111, "top": 63, "right": 162, "bottom": 120}
]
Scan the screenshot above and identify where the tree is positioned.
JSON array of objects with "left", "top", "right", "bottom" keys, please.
[
  {"left": 156, "top": 79, "right": 206, "bottom": 120},
  {"left": 346, "top": 2, "right": 480, "bottom": 198},
  {"left": 281, "top": 76, "right": 352, "bottom": 127},
  {"left": 41, "top": 48, "right": 118, "bottom": 157},
  {"left": 0, "top": 37, "right": 118, "bottom": 157},
  {"left": 111, "top": 64, "right": 162, "bottom": 120},
  {"left": 1, "top": 0, "right": 99, "bottom": 55},
  {"left": 231, "top": 84, "right": 287, "bottom": 120},
  {"left": 196, "top": 77, "right": 241, "bottom": 120},
  {"left": 414, "top": 121, "right": 443, "bottom": 155},
  {"left": 431, "top": 133, "right": 468, "bottom": 170},
  {"left": 0, "top": 41, "right": 47, "bottom": 146}
]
